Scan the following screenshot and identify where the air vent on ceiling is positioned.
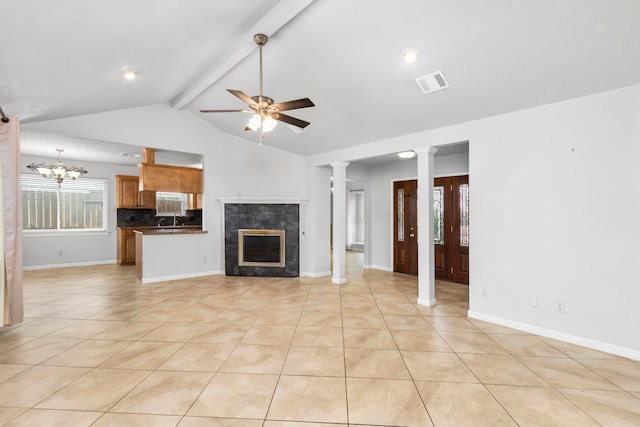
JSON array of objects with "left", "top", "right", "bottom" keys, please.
[{"left": 415, "top": 70, "right": 449, "bottom": 94}]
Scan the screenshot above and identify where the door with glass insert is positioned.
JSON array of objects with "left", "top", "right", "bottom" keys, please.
[
  {"left": 393, "top": 179, "right": 418, "bottom": 275},
  {"left": 434, "top": 175, "right": 469, "bottom": 284}
]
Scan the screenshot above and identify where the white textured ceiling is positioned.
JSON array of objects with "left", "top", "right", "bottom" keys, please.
[{"left": 3, "top": 0, "right": 640, "bottom": 161}]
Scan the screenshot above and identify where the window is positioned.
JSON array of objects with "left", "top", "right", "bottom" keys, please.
[
  {"left": 21, "top": 174, "right": 106, "bottom": 231},
  {"left": 156, "top": 192, "right": 188, "bottom": 216}
]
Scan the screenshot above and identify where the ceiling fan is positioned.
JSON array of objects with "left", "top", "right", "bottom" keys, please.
[{"left": 200, "top": 33, "right": 315, "bottom": 141}]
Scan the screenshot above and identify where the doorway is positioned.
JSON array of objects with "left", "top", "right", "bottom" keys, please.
[
  {"left": 434, "top": 175, "right": 469, "bottom": 284},
  {"left": 393, "top": 179, "right": 418, "bottom": 275}
]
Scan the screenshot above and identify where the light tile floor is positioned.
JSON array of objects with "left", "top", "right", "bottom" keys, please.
[{"left": 1, "top": 253, "right": 640, "bottom": 426}]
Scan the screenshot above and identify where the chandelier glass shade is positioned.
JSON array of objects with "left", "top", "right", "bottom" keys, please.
[{"left": 27, "top": 149, "right": 88, "bottom": 185}]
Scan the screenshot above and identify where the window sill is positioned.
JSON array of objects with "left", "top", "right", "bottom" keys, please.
[{"left": 23, "top": 230, "right": 110, "bottom": 238}]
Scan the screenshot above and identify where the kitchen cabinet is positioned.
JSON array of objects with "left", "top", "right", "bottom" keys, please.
[
  {"left": 138, "top": 163, "right": 202, "bottom": 194},
  {"left": 116, "top": 175, "right": 156, "bottom": 209},
  {"left": 117, "top": 228, "right": 136, "bottom": 265},
  {"left": 188, "top": 193, "right": 203, "bottom": 210}
]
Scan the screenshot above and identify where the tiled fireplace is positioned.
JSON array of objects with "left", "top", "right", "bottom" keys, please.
[{"left": 224, "top": 203, "right": 299, "bottom": 277}]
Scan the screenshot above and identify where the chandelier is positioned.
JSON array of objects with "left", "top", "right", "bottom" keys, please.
[{"left": 27, "top": 148, "right": 88, "bottom": 186}]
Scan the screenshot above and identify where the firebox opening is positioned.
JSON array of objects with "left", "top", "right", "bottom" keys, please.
[{"left": 238, "top": 229, "right": 286, "bottom": 268}]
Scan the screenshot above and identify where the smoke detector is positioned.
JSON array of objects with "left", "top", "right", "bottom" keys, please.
[{"left": 415, "top": 70, "right": 449, "bottom": 94}]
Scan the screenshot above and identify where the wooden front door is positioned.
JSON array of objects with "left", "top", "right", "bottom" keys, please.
[
  {"left": 434, "top": 175, "right": 469, "bottom": 284},
  {"left": 393, "top": 180, "right": 418, "bottom": 275}
]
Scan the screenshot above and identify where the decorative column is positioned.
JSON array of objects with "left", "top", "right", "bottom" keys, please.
[
  {"left": 416, "top": 147, "right": 438, "bottom": 306},
  {"left": 331, "top": 161, "right": 349, "bottom": 284}
]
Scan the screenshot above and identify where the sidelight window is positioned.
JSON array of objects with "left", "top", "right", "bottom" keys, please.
[{"left": 433, "top": 186, "right": 444, "bottom": 244}]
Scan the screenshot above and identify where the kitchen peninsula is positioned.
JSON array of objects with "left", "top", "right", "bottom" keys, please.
[{"left": 134, "top": 227, "right": 208, "bottom": 283}]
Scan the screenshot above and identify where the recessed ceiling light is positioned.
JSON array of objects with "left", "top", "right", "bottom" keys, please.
[
  {"left": 398, "top": 150, "right": 416, "bottom": 159},
  {"left": 402, "top": 48, "right": 419, "bottom": 64},
  {"left": 122, "top": 70, "right": 137, "bottom": 80}
]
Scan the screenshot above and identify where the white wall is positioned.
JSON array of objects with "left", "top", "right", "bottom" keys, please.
[
  {"left": 22, "top": 104, "right": 307, "bottom": 273},
  {"left": 305, "top": 84, "right": 640, "bottom": 357}
]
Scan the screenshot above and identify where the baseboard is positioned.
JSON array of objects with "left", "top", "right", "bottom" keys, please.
[
  {"left": 300, "top": 271, "right": 331, "bottom": 278},
  {"left": 468, "top": 310, "right": 640, "bottom": 361},
  {"left": 141, "top": 270, "right": 223, "bottom": 284},
  {"left": 332, "top": 277, "right": 347, "bottom": 285},
  {"left": 366, "top": 264, "right": 393, "bottom": 272},
  {"left": 23, "top": 259, "right": 117, "bottom": 271},
  {"left": 417, "top": 297, "right": 437, "bottom": 307}
]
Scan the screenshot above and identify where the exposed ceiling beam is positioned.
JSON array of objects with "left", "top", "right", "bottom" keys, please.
[{"left": 171, "top": 0, "right": 315, "bottom": 110}]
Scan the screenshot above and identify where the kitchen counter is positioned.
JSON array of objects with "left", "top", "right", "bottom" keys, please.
[{"left": 133, "top": 226, "right": 206, "bottom": 235}]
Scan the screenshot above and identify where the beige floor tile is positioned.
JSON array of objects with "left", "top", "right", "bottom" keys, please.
[
  {"left": 297, "top": 311, "right": 342, "bottom": 327},
  {"left": 0, "top": 407, "right": 26, "bottom": 426},
  {"left": 519, "top": 356, "right": 621, "bottom": 390},
  {"left": 391, "top": 329, "right": 452, "bottom": 352},
  {"left": 191, "top": 323, "right": 251, "bottom": 344},
  {"left": 346, "top": 378, "right": 432, "bottom": 426},
  {"left": 263, "top": 422, "right": 347, "bottom": 427},
  {"left": 376, "top": 301, "right": 420, "bottom": 315},
  {"left": 291, "top": 326, "right": 343, "bottom": 347},
  {"left": 383, "top": 314, "right": 432, "bottom": 330},
  {"left": 45, "top": 319, "right": 120, "bottom": 339},
  {"left": 215, "top": 308, "right": 262, "bottom": 323},
  {"left": 159, "top": 342, "right": 235, "bottom": 372},
  {"left": 416, "top": 304, "right": 462, "bottom": 317},
  {"left": 240, "top": 324, "right": 296, "bottom": 346},
  {"left": 439, "top": 331, "right": 510, "bottom": 354},
  {"left": 425, "top": 316, "right": 481, "bottom": 333},
  {"left": 100, "top": 341, "right": 183, "bottom": 369},
  {"left": 0, "top": 366, "right": 88, "bottom": 407},
  {"left": 490, "top": 334, "right": 568, "bottom": 357},
  {"left": 140, "top": 322, "right": 204, "bottom": 342},
  {"left": 0, "top": 337, "right": 82, "bottom": 364},
  {"left": 0, "top": 363, "right": 31, "bottom": 382},
  {"left": 417, "top": 381, "right": 517, "bottom": 426},
  {"left": 402, "top": 351, "right": 478, "bottom": 382},
  {"left": 0, "top": 318, "right": 77, "bottom": 337},
  {"left": 578, "top": 358, "right": 640, "bottom": 392},
  {"left": 267, "top": 375, "right": 348, "bottom": 424},
  {"left": 254, "top": 309, "right": 302, "bottom": 325},
  {"left": 559, "top": 388, "right": 640, "bottom": 426},
  {"left": 539, "top": 336, "right": 628, "bottom": 360},
  {"left": 343, "top": 327, "right": 396, "bottom": 349},
  {"left": 36, "top": 368, "right": 150, "bottom": 411},
  {"left": 188, "top": 372, "right": 278, "bottom": 419},
  {"left": 111, "top": 370, "right": 212, "bottom": 415},
  {"left": 487, "top": 385, "right": 600, "bottom": 427},
  {"left": 220, "top": 344, "right": 289, "bottom": 374},
  {"left": 93, "top": 413, "right": 181, "bottom": 427},
  {"left": 42, "top": 339, "right": 132, "bottom": 367},
  {"left": 282, "top": 346, "right": 345, "bottom": 377},
  {"left": 342, "top": 312, "right": 386, "bottom": 328},
  {"left": 4, "top": 408, "right": 102, "bottom": 427},
  {"left": 0, "top": 336, "right": 35, "bottom": 354},
  {"left": 179, "top": 417, "right": 263, "bottom": 426},
  {"left": 468, "top": 319, "right": 528, "bottom": 334},
  {"left": 345, "top": 348, "right": 411, "bottom": 379},
  {"left": 91, "top": 321, "right": 162, "bottom": 340},
  {"left": 303, "top": 299, "right": 342, "bottom": 313},
  {"left": 458, "top": 353, "right": 548, "bottom": 386}
]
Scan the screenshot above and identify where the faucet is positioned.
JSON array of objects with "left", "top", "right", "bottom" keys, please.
[
  {"left": 173, "top": 212, "right": 180, "bottom": 226},
  {"left": 157, "top": 217, "right": 166, "bottom": 227}
]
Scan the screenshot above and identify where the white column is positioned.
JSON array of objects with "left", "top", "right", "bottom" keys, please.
[
  {"left": 331, "top": 161, "right": 349, "bottom": 284},
  {"left": 416, "top": 147, "right": 438, "bottom": 306}
]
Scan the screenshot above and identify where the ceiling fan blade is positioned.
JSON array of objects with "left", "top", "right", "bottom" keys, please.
[
  {"left": 227, "top": 89, "right": 257, "bottom": 106},
  {"left": 274, "top": 113, "right": 310, "bottom": 129},
  {"left": 200, "top": 109, "right": 250, "bottom": 113},
  {"left": 272, "top": 98, "right": 315, "bottom": 111}
]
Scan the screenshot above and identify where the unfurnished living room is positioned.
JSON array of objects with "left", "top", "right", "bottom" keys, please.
[{"left": 1, "top": 1, "right": 639, "bottom": 426}]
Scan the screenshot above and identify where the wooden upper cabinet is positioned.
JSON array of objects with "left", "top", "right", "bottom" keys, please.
[
  {"left": 138, "top": 163, "right": 202, "bottom": 194},
  {"left": 116, "top": 175, "right": 156, "bottom": 209}
]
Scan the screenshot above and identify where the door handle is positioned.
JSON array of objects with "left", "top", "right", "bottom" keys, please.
[{"left": 409, "top": 233, "right": 415, "bottom": 237}]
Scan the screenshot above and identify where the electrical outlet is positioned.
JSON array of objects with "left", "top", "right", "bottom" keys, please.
[
  {"left": 529, "top": 295, "right": 538, "bottom": 308},
  {"left": 481, "top": 289, "right": 489, "bottom": 299},
  {"left": 555, "top": 300, "right": 565, "bottom": 313},
  {"left": 57, "top": 250, "right": 63, "bottom": 257}
]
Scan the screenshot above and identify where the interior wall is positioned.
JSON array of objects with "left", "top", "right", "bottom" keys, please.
[{"left": 22, "top": 104, "right": 307, "bottom": 272}]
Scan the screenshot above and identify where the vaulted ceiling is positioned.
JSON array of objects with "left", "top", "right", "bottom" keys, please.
[{"left": 3, "top": 0, "right": 640, "bottom": 161}]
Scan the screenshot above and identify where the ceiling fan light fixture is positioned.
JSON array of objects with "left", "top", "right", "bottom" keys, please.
[
  {"left": 402, "top": 48, "right": 419, "bottom": 64},
  {"left": 122, "top": 70, "right": 137, "bottom": 80},
  {"left": 247, "top": 114, "right": 277, "bottom": 132},
  {"left": 398, "top": 150, "right": 416, "bottom": 159}
]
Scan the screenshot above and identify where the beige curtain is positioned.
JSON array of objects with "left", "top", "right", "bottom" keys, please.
[{"left": 0, "top": 117, "right": 23, "bottom": 326}]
